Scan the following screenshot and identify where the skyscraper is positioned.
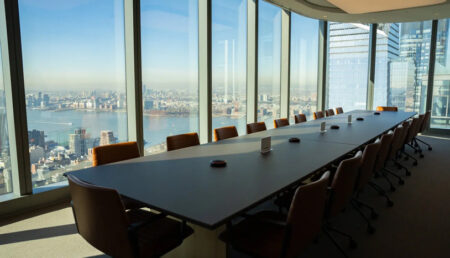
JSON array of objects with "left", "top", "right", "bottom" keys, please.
[
  {"left": 100, "top": 130, "right": 115, "bottom": 146},
  {"left": 69, "top": 129, "right": 87, "bottom": 156}
]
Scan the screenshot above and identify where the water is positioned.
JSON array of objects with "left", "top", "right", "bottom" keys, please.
[{"left": 26, "top": 109, "right": 247, "bottom": 148}]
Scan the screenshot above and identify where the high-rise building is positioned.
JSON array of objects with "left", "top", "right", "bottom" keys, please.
[
  {"left": 100, "top": 130, "right": 115, "bottom": 146},
  {"left": 69, "top": 129, "right": 87, "bottom": 156},
  {"left": 28, "top": 130, "right": 45, "bottom": 148}
]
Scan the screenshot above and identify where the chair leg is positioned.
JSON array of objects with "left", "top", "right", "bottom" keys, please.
[
  {"left": 351, "top": 200, "right": 375, "bottom": 234},
  {"left": 413, "top": 138, "right": 425, "bottom": 157},
  {"left": 353, "top": 198, "right": 378, "bottom": 219},
  {"left": 392, "top": 159, "right": 411, "bottom": 176},
  {"left": 401, "top": 149, "right": 418, "bottom": 166},
  {"left": 368, "top": 181, "right": 394, "bottom": 207},
  {"left": 323, "top": 228, "right": 350, "bottom": 258},
  {"left": 383, "top": 167, "right": 406, "bottom": 184},
  {"left": 416, "top": 137, "right": 432, "bottom": 151},
  {"left": 378, "top": 171, "right": 397, "bottom": 192}
]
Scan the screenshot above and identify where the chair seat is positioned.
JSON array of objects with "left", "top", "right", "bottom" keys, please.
[
  {"left": 122, "top": 195, "right": 148, "bottom": 210},
  {"left": 127, "top": 209, "right": 194, "bottom": 258},
  {"left": 219, "top": 211, "right": 287, "bottom": 258}
]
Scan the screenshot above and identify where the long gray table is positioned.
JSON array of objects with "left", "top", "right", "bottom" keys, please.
[{"left": 67, "top": 110, "right": 415, "bottom": 229}]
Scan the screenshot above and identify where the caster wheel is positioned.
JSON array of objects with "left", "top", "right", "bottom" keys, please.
[
  {"left": 406, "top": 171, "right": 411, "bottom": 176},
  {"left": 367, "top": 225, "right": 376, "bottom": 234},
  {"left": 413, "top": 161, "right": 418, "bottom": 166},
  {"left": 399, "top": 180, "right": 405, "bottom": 185},
  {"left": 390, "top": 186, "right": 396, "bottom": 192},
  {"left": 371, "top": 212, "right": 378, "bottom": 220},
  {"left": 387, "top": 200, "right": 394, "bottom": 207},
  {"left": 428, "top": 147, "right": 432, "bottom": 151},
  {"left": 349, "top": 240, "right": 358, "bottom": 249},
  {"left": 420, "top": 154, "right": 424, "bottom": 158}
]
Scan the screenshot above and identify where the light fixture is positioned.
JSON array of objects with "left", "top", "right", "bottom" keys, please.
[{"left": 327, "top": 0, "right": 446, "bottom": 14}]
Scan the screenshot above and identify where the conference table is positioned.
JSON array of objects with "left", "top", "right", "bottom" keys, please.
[{"left": 67, "top": 110, "right": 415, "bottom": 257}]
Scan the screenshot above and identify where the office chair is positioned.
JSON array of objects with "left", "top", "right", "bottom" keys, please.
[
  {"left": 400, "top": 118, "right": 422, "bottom": 165},
  {"left": 383, "top": 125, "right": 410, "bottom": 185},
  {"left": 324, "top": 151, "right": 362, "bottom": 257},
  {"left": 335, "top": 107, "right": 344, "bottom": 114},
  {"left": 219, "top": 172, "right": 330, "bottom": 258},
  {"left": 68, "top": 174, "right": 193, "bottom": 258},
  {"left": 166, "top": 132, "right": 200, "bottom": 151},
  {"left": 274, "top": 118, "right": 290, "bottom": 128},
  {"left": 294, "top": 114, "right": 307, "bottom": 124},
  {"left": 92, "top": 142, "right": 146, "bottom": 210},
  {"left": 325, "top": 109, "right": 335, "bottom": 117},
  {"left": 371, "top": 134, "right": 398, "bottom": 202},
  {"left": 376, "top": 106, "right": 398, "bottom": 111},
  {"left": 313, "top": 111, "right": 324, "bottom": 120},
  {"left": 415, "top": 111, "right": 432, "bottom": 151},
  {"left": 246, "top": 122, "right": 267, "bottom": 134},
  {"left": 214, "top": 126, "right": 238, "bottom": 141}
]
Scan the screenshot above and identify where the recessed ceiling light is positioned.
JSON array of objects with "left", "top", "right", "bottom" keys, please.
[{"left": 327, "top": 0, "right": 445, "bottom": 14}]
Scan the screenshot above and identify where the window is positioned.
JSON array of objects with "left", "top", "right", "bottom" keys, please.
[
  {"left": 431, "top": 19, "right": 450, "bottom": 129},
  {"left": 374, "top": 22, "right": 432, "bottom": 112},
  {"left": 141, "top": 0, "right": 199, "bottom": 153},
  {"left": 0, "top": 42, "right": 13, "bottom": 196},
  {"left": 19, "top": 0, "right": 127, "bottom": 191},
  {"left": 289, "top": 13, "right": 319, "bottom": 122},
  {"left": 212, "top": 0, "right": 247, "bottom": 135},
  {"left": 327, "top": 22, "right": 370, "bottom": 112},
  {"left": 258, "top": 0, "right": 281, "bottom": 129}
]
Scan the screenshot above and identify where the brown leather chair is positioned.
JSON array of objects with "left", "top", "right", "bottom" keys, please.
[
  {"left": 325, "top": 109, "right": 335, "bottom": 117},
  {"left": 92, "top": 141, "right": 145, "bottom": 210},
  {"left": 323, "top": 151, "right": 362, "bottom": 256},
  {"left": 214, "top": 126, "right": 238, "bottom": 141},
  {"left": 166, "top": 132, "right": 200, "bottom": 151},
  {"left": 294, "top": 114, "right": 307, "bottom": 124},
  {"left": 387, "top": 125, "right": 411, "bottom": 178},
  {"left": 68, "top": 174, "right": 193, "bottom": 258},
  {"left": 376, "top": 106, "right": 398, "bottom": 111},
  {"left": 335, "top": 107, "right": 344, "bottom": 114},
  {"left": 401, "top": 117, "right": 422, "bottom": 164},
  {"left": 313, "top": 111, "right": 324, "bottom": 120},
  {"left": 219, "top": 172, "right": 330, "bottom": 258},
  {"left": 92, "top": 141, "right": 140, "bottom": 167},
  {"left": 246, "top": 122, "right": 267, "bottom": 134},
  {"left": 415, "top": 111, "right": 432, "bottom": 151},
  {"left": 274, "top": 118, "right": 289, "bottom": 128}
]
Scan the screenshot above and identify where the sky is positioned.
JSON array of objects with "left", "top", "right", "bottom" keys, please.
[{"left": 18, "top": 0, "right": 320, "bottom": 92}]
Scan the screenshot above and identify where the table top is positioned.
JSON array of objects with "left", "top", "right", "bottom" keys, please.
[{"left": 67, "top": 110, "right": 415, "bottom": 229}]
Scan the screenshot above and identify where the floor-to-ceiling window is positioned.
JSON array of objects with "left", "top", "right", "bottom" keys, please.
[
  {"left": 374, "top": 22, "right": 432, "bottom": 113},
  {"left": 141, "top": 0, "right": 199, "bottom": 154},
  {"left": 212, "top": 0, "right": 246, "bottom": 135},
  {"left": 19, "top": 0, "right": 127, "bottom": 191},
  {"left": 327, "top": 22, "right": 370, "bottom": 112},
  {"left": 258, "top": 0, "right": 281, "bottom": 129},
  {"left": 431, "top": 19, "right": 450, "bottom": 129},
  {"left": 289, "top": 13, "right": 319, "bottom": 122}
]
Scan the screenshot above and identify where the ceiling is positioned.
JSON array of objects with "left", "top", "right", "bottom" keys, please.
[{"left": 267, "top": 0, "right": 450, "bottom": 23}]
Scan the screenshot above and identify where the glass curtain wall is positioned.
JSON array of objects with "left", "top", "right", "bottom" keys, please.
[
  {"left": 327, "top": 22, "right": 370, "bottom": 112},
  {"left": 141, "top": 0, "right": 199, "bottom": 154},
  {"left": 374, "top": 21, "right": 432, "bottom": 113},
  {"left": 19, "top": 0, "right": 127, "bottom": 191},
  {"left": 431, "top": 19, "right": 450, "bottom": 129},
  {"left": 257, "top": 0, "right": 281, "bottom": 129},
  {"left": 212, "top": 0, "right": 247, "bottom": 135},
  {"left": 289, "top": 13, "right": 319, "bottom": 122}
]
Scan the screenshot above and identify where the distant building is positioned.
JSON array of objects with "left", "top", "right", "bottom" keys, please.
[
  {"left": 100, "top": 130, "right": 115, "bottom": 146},
  {"left": 28, "top": 129, "right": 45, "bottom": 148},
  {"left": 29, "top": 145, "right": 45, "bottom": 164},
  {"left": 69, "top": 129, "right": 87, "bottom": 156}
]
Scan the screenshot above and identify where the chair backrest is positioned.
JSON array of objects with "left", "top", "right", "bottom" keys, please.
[
  {"left": 325, "top": 109, "right": 335, "bottom": 117},
  {"left": 214, "top": 126, "right": 238, "bottom": 141},
  {"left": 376, "top": 106, "right": 398, "bottom": 111},
  {"left": 399, "top": 121, "right": 410, "bottom": 146},
  {"left": 328, "top": 151, "right": 362, "bottom": 218},
  {"left": 246, "top": 122, "right": 267, "bottom": 134},
  {"left": 294, "top": 114, "right": 307, "bottom": 124},
  {"left": 68, "top": 175, "right": 133, "bottom": 257},
  {"left": 92, "top": 142, "right": 140, "bottom": 167},
  {"left": 405, "top": 118, "right": 420, "bottom": 144},
  {"left": 420, "top": 111, "right": 430, "bottom": 133},
  {"left": 374, "top": 133, "right": 394, "bottom": 172},
  {"left": 387, "top": 126, "right": 405, "bottom": 160},
  {"left": 274, "top": 118, "right": 289, "bottom": 128},
  {"left": 166, "top": 132, "right": 200, "bottom": 151},
  {"left": 313, "top": 111, "right": 324, "bottom": 120},
  {"left": 415, "top": 114, "right": 425, "bottom": 137},
  {"left": 355, "top": 141, "right": 381, "bottom": 192},
  {"left": 286, "top": 171, "right": 330, "bottom": 257},
  {"left": 335, "top": 107, "right": 344, "bottom": 114}
]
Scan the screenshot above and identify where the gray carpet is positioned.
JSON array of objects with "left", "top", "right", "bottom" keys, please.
[{"left": 1, "top": 135, "right": 449, "bottom": 258}]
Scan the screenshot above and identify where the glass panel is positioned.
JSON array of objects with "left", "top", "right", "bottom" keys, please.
[
  {"left": 374, "top": 22, "right": 432, "bottom": 112},
  {"left": 258, "top": 0, "right": 281, "bottom": 129},
  {"left": 0, "top": 41, "right": 13, "bottom": 196},
  {"left": 141, "top": 0, "right": 199, "bottom": 153},
  {"left": 19, "top": 0, "right": 127, "bottom": 191},
  {"left": 289, "top": 13, "right": 319, "bottom": 123},
  {"left": 431, "top": 19, "right": 450, "bottom": 129},
  {"left": 212, "top": 0, "right": 246, "bottom": 135},
  {"left": 327, "top": 22, "right": 370, "bottom": 112}
]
